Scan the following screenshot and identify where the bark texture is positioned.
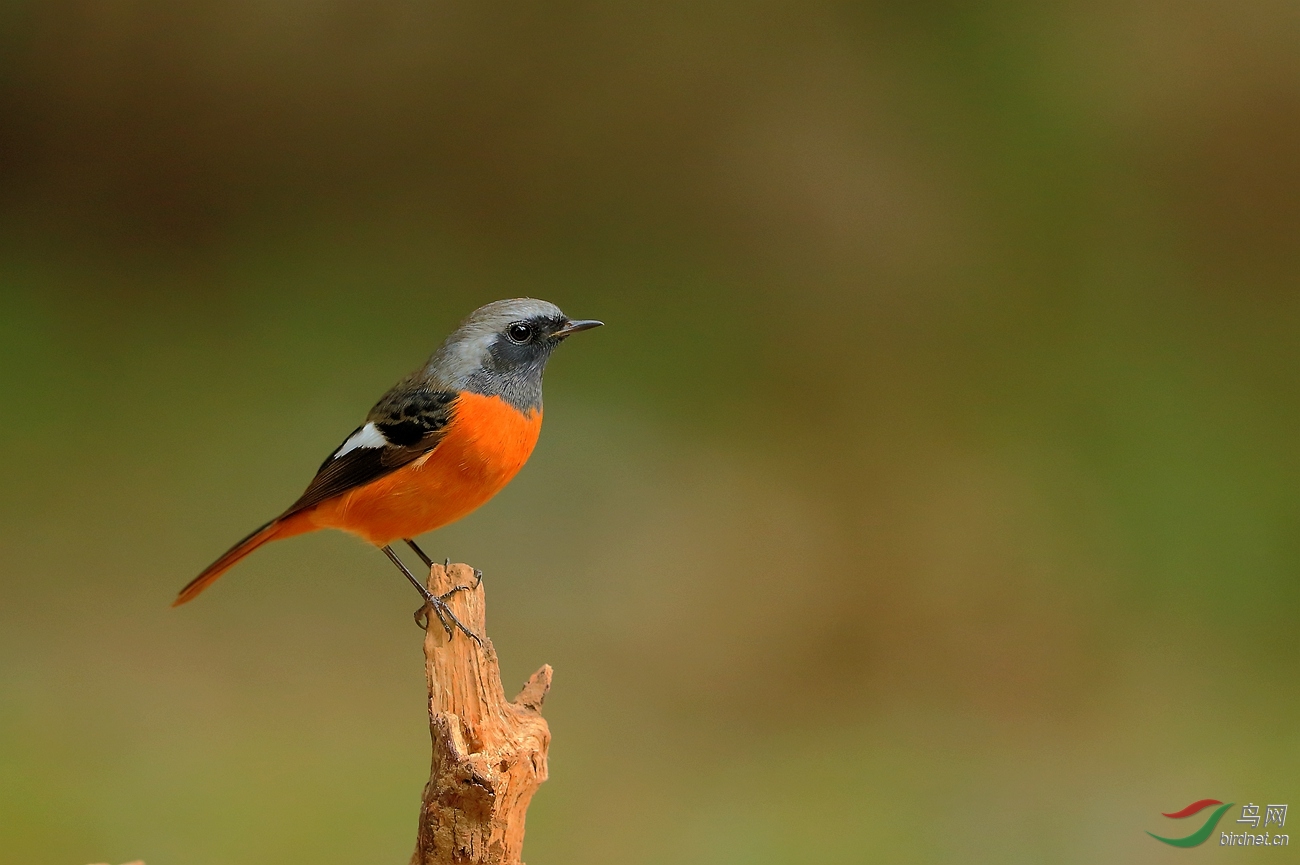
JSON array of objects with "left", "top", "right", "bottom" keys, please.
[{"left": 410, "top": 563, "right": 551, "bottom": 865}]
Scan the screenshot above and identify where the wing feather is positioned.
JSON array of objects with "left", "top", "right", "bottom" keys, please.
[{"left": 281, "top": 388, "right": 458, "bottom": 517}]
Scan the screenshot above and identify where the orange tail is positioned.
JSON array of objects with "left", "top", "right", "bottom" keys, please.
[{"left": 173, "top": 515, "right": 307, "bottom": 606}]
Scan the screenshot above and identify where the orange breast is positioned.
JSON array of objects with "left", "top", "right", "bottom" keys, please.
[{"left": 305, "top": 393, "right": 543, "bottom": 545}]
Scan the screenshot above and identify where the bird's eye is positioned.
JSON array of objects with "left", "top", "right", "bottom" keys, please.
[{"left": 507, "top": 322, "right": 534, "bottom": 344}]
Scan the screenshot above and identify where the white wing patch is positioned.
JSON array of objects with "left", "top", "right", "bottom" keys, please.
[{"left": 334, "top": 422, "right": 388, "bottom": 457}]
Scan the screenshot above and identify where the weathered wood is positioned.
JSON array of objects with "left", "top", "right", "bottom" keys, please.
[{"left": 410, "top": 563, "right": 551, "bottom": 865}]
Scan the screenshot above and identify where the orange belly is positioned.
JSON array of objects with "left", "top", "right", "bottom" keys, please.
[{"left": 302, "top": 393, "right": 543, "bottom": 545}]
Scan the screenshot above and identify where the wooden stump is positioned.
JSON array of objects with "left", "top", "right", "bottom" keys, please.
[{"left": 410, "top": 563, "right": 552, "bottom": 865}]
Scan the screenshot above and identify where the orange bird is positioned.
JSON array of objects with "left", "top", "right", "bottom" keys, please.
[{"left": 174, "top": 298, "right": 602, "bottom": 639}]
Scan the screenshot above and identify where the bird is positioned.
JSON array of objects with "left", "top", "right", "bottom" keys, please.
[{"left": 173, "top": 298, "right": 602, "bottom": 640}]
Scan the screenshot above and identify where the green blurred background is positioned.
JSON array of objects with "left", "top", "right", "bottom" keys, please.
[{"left": 1, "top": 2, "right": 1298, "bottom": 863}]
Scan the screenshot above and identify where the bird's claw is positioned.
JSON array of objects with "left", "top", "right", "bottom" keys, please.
[{"left": 413, "top": 592, "right": 482, "bottom": 645}]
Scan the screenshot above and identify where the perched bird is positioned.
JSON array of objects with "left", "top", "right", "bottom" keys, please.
[{"left": 174, "top": 298, "right": 602, "bottom": 639}]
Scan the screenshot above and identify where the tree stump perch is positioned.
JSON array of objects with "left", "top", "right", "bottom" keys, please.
[{"left": 410, "top": 563, "right": 552, "bottom": 865}]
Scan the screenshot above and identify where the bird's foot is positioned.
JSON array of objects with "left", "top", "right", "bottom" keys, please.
[
  {"left": 414, "top": 587, "right": 482, "bottom": 645},
  {"left": 440, "top": 557, "right": 484, "bottom": 589},
  {"left": 431, "top": 561, "right": 484, "bottom": 599},
  {"left": 384, "top": 543, "right": 481, "bottom": 643},
  {"left": 403, "top": 542, "right": 484, "bottom": 590}
]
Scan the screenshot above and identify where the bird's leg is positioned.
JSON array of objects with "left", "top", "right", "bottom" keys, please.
[
  {"left": 381, "top": 545, "right": 481, "bottom": 644},
  {"left": 383, "top": 545, "right": 453, "bottom": 635},
  {"left": 404, "top": 538, "right": 434, "bottom": 568},
  {"left": 403, "top": 538, "right": 483, "bottom": 598}
]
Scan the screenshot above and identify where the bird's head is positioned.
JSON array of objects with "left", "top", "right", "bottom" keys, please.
[{"left": 427, "top": 298, "right": 602, "bottom": 411}]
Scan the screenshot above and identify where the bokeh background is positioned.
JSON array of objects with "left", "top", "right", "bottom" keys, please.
[{"left": 2, "top": 2, "right": 1298, "bottom": 863}]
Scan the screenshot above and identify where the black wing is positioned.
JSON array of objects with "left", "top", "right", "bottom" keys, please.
[{"left": 280, "top": 388, "right": 458, "bottom": 517}]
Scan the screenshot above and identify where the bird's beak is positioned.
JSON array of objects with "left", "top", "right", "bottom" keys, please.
[{"left": 552, "top": 319, "right": 604, "bottom": 339}]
